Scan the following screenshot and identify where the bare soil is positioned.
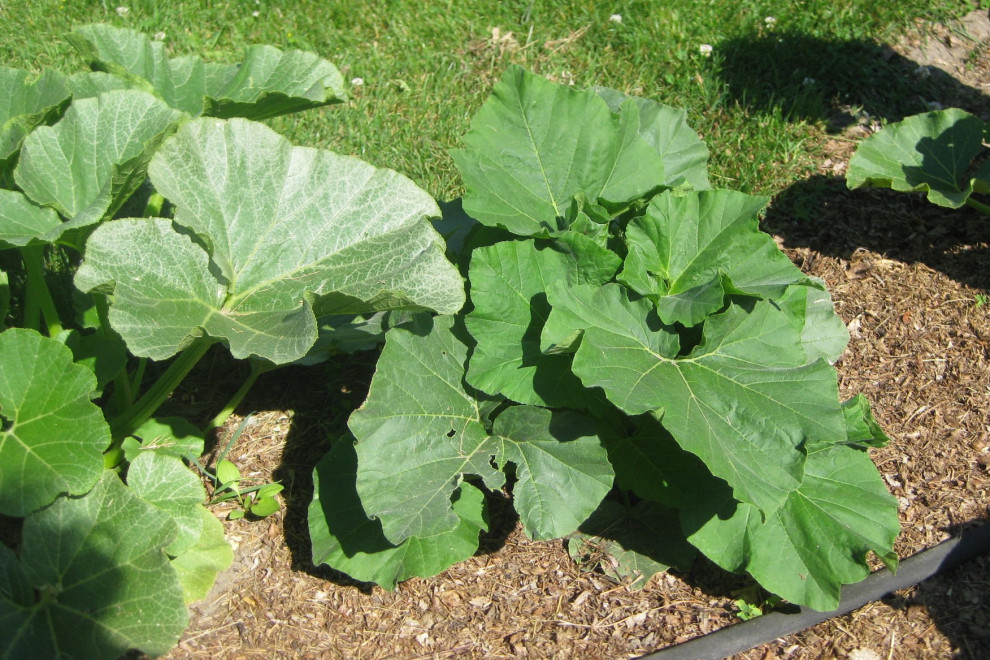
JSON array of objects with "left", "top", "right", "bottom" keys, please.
[{"left": 162, "top": 11, "right": 990, "bottom": 660}]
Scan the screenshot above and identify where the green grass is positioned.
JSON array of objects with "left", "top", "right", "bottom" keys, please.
[{"left": 0, "top": 0, "right": 983, "bottom": 199}]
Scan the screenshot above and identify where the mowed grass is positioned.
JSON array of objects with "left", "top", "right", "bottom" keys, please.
[{"left": 0, "top": 0, "right": 984, "bottom": 200}]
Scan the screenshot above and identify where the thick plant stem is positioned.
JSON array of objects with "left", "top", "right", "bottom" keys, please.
[
  {"left": 20, "top": 245, "right": 62, "bottom": 337},
  {"left": 204, "top": 359, "right": 273, "bottom": 432},
  {"left": 965, "top": 195, "right": 990, "bottom": 216},
  {"left": 109, "top": 339, "right": 214, "bottom": 440}
]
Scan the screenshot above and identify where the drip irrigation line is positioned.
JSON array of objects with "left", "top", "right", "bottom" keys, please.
[{"left": 641, "top": 522, "right": 990, "bottom": 660}]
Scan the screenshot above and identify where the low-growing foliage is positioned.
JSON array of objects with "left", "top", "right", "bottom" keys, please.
[
  {"left": 309, "top": 66, "right": 900, "bottom": 611},
  {"left": 846, "top": 107, "right": 990, "bottom": 215},
  {"left": 0, "top": 25, "right": 462, "bottom": 658}
]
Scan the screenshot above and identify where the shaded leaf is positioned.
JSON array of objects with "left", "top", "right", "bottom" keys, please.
[
  {"left": 682, "top": 443, "right": 899, "bottom": 611},
  {"left": 551, "top": 283, "right": 848, "bottom": 514},
  {"left": 492, "top": 406, "right": 613, "bottom": 540},
  {"left": 122, "top": 416, "right": 205, "bottom": 463},
  {"left": 309, "top": 441, "right": 487, "bottom": 589},
  {"left": 0, "top": 189, "right": 61, "bottom": 248},
  {"left": 569, "top": 499, "right": 696, "bottom": 590},
  {"left": 0, "top": 67, "right": 70, "bottom": 182},
  {"left": 465, "top": 234, "right": 619, "bottom": 406},
  {"left": 847, "top": 108, "right": 986, "bottom": 208},
  {"left": 352, "top": 315, "right": 503, "bottom": 544},
  {"left": 0, "top": 472, "right": 187, "bottom": 659},
  {"left": 0, "top": 328, "right": 109, "bottom": 517}
]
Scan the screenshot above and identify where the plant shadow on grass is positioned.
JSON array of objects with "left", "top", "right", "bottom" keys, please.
[{"left": 714, "top": 30, "right": 990, "bottom": 128}]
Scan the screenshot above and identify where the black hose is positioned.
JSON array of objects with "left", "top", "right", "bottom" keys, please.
[{"left": 640, "top": 522, "right": 990, "bottom": 660}]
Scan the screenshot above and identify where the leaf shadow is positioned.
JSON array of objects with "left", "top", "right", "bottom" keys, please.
[
  {"left": 763, "top": 173, "right": 990, "bottom": 291},
  {"left": 713, "top": 27, "right": 990, "bottom": 130}
]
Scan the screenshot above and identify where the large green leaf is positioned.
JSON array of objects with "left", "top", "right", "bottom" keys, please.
[
  {"left": 451, "top": 66, "right": 664, "bottom": 236},
  {"left": 595, "top": 88, "right": 711, "bottom": 191},
  {"left": 464, "top": 234, "right": 619, "bottom": 406},
  {"left": 0, "top": 472, "right": 188, "bottom": 659},
  {"left": 170, "top": 505, "right": 233, "bottom": 604},
  {"left": 14, "top": 89, "right": 182, "bottom": 234},
  {"left": 75, "top": 118, "right": 465, "bottom": 363},
  {"left": 0, "top": 329, "right": 109, "bottom": 517},
  {"left": 681, "top": 443, "right": 899, "bottom": 611},
  {"left": 352, "top": 315, "right": 503, "bottom": 544},
  {"left": 491, "top": 406, "right": 613, "bottom": 540},
  {"left": 846, "top": 108, "right": 986, "bottom": 208},
  {"left": 619, "top": 189, "right": 807, "bottom": 325},
  {"left": 127, "top": 452, "right": 207, "bottom": 556},
  {"left": 550, "top": 283, "right": 848, "bottom": 514},
  {"left": 0, "top": 189, "right": 61, "bottom": 247},
  {"left": 0, "top": 67, "right": 70, "bottom": 182},
  {"left": 309, "top": 441, "right": 487, "bottom": 589},
  {"left": 68, "top": 24, "right": 347, "bottom": 120}
]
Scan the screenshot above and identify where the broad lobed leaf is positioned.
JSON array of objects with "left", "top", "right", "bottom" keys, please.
[
  {"left": 0, "top": 472, "right": 187, "bottom": 659},
  {"left": 846, "top": 108, "right": 986, "bottom": 208},
  {"left": 75, "top": 118, "right": 465, "bottom": 363},
  {"left": 0, "top": 329, "right": 109, "bottom": 517},
  {"left": 68, "top": 24, "right": 347, "bottom": 120}
]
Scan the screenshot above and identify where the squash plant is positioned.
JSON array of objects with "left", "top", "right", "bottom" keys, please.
[
  {"left": 309, "top": 67, "right": 901, "bottom": 612},
  {"left": 847, "top": 107, "right": 990, "bottom": 215},
  {"left": 0, "top": 25, "right": 463, "bottom": 659}
]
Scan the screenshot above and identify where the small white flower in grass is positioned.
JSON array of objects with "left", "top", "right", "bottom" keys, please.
[
  {"left": 351, "top": 77, "right": 364, "bottom": 87},
  {"left": 115, "top": 6, "right": 129, "bottom": 16},
  {"left": 699, "top": 43, "right": 713, "bottom": 56},
  {"left": 609, "top": 14, "right": 622, "bottom": 24},
  {"left": 764, "top": 16, "right": 776, "bottom": 27},
  {"left": 252, "top": 10, "right": 260, "bottom": 17}
]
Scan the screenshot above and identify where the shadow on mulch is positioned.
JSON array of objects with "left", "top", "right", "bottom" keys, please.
[
  {"left": 881, "top": 520, "right": 990, "bottom": 658},
  {"left": 714, "top": 29, "right": 990, "bottom": 128},
  {"left": 764, "top": 175, "right": 990, "bottom": 291}
]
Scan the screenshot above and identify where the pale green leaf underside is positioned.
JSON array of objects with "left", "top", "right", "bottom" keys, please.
[
  {"left": 0, "top": 329, "right": 109, "bottom": 517},
  {"left": 0, "top": 66, "right": 69, "bottom": 170},
  {"left": 0, "top": 472, "right": 187, "bottom": 659},
  {"left": 620, "top": 189, "right": 806, "bottom": 325},
  {"left": 127, "top": 452, "right": 207, "bottom": 556},
  {"left": 0, "top": 189, "right": 61, "bottom": 247},
  {"left": 452, "top": 65, "right": 664, "bottom": 236},
  {"left": 14, "top": 89, "right": 181, "bottom": 233},
  {"left": 69, "top": 24, "right": 347, "bottom": 119},
  {"left": 554, "top": 283, "right": 847, "bottom": 514},
  {"left": 309, "top": 441, "right": 487, "bottom": 589},
  {"left": 684, "top": 443, "right": 899, "bottom": 611},
  {"left": 352, "top": 315, "right": 504, "bottom": 544},
  {"left": 76, "top": 118, "right": 464, "bottom": 363},
  {"left": 492, "top": 406, "right": 613, "bottom": 540},
  {"left": 465, "top": 235, "right": 619, "bottom": 406},
  {"left": 847, "top": 108, "right": 986, "bottom": 208},
  {"left": 170, "top": 505, "right": 233, "bottom": 604}
]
